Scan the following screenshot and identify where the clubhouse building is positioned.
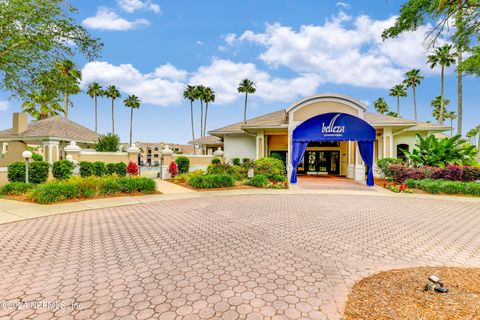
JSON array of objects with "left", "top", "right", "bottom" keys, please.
[{"left": 194, "top": 93, "right": 450, "bottom": 186}]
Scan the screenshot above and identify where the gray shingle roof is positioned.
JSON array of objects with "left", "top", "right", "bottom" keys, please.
[{"left": 189, "top": 135, "right": 223, "bottom": 145}]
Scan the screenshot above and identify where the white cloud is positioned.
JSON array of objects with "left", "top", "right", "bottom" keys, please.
[
  {"left": 118, "top": 0, "right": 162, "bottom": 13},
  {"left": 189, "top": 58, "right": 321, "bottom": 104},
  {"left": 81, "top": 61, "right": 186, "bottom": 106},
  {"left": 230, "top": 13, "right": 439, "bottom": 88},
  {"left": 336, "top": 2, "right": 351, "bottom": 9},
  {"left": 82, "top": 7, "right": 150, "bottom": 31},
  {"left": 196, "top": 40, "right": 204, "bottom": 45},
  {"left": 0, "top": 101, "right": 8, "bottom": 111}
]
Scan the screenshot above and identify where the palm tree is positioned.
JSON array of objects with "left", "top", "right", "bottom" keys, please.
[
  {"left": 466, "top": 125, "right": 480, "bottom": 161},
  {"left": 87, "top": 82, "right": 103, "bottom": 133},
  {"left": 105, "top": 85, "right": 121, "bottom": 134},
  {"left": 195, "top": 85, "right": 207, "bottom": 137},
  {"left": 124, "top": 94, "right": 141, "bottom": 146},
  {"left": 427, "top": 44, "right": 456, "bottom": 125},
  {"left": 183, "top": 85, "right": 197, "bottom": 143},
  {"left": 22, "top": 92, "right": 63, "bottom": 120},
  {"left": 237, "top": 79, "right": 256, "bottom": 123},
  {"left": 374, "top": 98, "right": 389, "bottom": 114},
  {"left": 445, "top": 111, "right": 457, "bottom": 136},
  {"left": 389, "top": 84, "right": 407, "bottom": 116},
  {"left": 203, "top": 87, "right": 215, "bottom": 137},
  {"left": 386, "top": 111, "right": 399, "bottom": 117},
  {"left": 403, "top": 69, "right": 424, "bottom": 121},
  {"left": 54, "top": 59, "right": 81, "bottom": 119},
  {"left": 431, "top": 96, "right": 450, "bottom": 124}
]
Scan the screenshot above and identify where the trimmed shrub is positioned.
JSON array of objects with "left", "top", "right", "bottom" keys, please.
[
  {"left": 389, "top": 164, "right": 425, "bottom": 183},
  {"left": 29, "top": 161, "right": 49, "bottom": 184},
  {"left": 405, "top": 179, "right": 480, "bottom": 196},
  {"left": 52, "top": 160, "right": 74, "bottom": 180},
  {"left": 390, "top": 164, "right": 480, "bottom": 183},
  {"left": 253, "top": 157, "right": 285, "bottom": 179},
  {"left": 95, "top": 133, "right": 120, "bottom": 152},
  {"left": 463, "top": 166, "right": 480, "bottom": 182},
  {"left": 231, "top": 158, "right": 241, "bottom": 166},
  {"left": 117, "top": 177, "right": 156, "bottom": 194},
  {"left": 211, "top": 157, "right": 221, "bottom": 165},
  {"left": 377, "top": 158, "right": 404, "bottom": 178},
  {"left": 106, "top": 162, "right": 127, "bottom": 177},
  {"left": 29, "top": 181, "right": 80, "bottom": 204},
  {"left": 207, "top": 163, "right": 232, "bottom": 175},
  {"left": 32, "top": 153, "right": 43, "bottom": 161},
  {"left": 7, "top": 161, "right": 26, "bottom": 182},
  {"left": 69, "top": 176, "right": 99, "bottom": 198},
  {"left": 0, "top": 182, "right": 33, "bottom": 195},
  {"left": 92, "top": 161, "right": 106, "bottom": 177},
  {"left": 173, "top": 170, "right": 205, "bottom": 183},
  {"left": 271, "top": 174, "right": 286, "bottom": 182},
  {"left": 230, "top": 165, "right": 247, "bottom": 181},
  {"left": 248, "top": 174, "right": 268, "bottom": 188},
  {"left": 175, "top": 156, "right": 190, "bottom": 174},
  {"left": 79, "top": 161, "right": 94, "bottom": 177},
  {"left": 188, "top": 174, "right": 234, "bottom": 189}
]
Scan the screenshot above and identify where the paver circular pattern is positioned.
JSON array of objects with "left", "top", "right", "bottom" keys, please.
[{"left": 0, "top": 194, "right": 479, "bottom": 320}]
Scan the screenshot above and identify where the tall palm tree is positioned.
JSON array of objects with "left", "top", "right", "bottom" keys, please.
[
  {"left": 237, "top": 79, "right": 256, "bottom": 123},
  {"left": 105, "top": 85, "right": 121, "bottom": 134},
  {"left": 195, "top": 85, "right": 207, "bottom": 137},
  {"left": 389, "top": 84, "right": 407, "bottom": 115},
  {"left": 374, "top": 98, "right": 389, "bottom": 114},
  {"left": 427, "top": 44, "right": 456, "bottom": 125},
  {"left": 431, "top": 96, "right": 450, "bottom": 125},
  {"left": 203, "top": 87, "right": 215, "bottom": 137},
  {"left": 445, "top": 111, "right": 457, "bottom": 136},
  {"left": 466, "top": 125, "right": 480, "bottom": 161},
  {"left": 87, "top": 82, "right": 103, "bottom": 133},
  {"left": 183, "top": 85, "right": 197, "bottom": 143},
  {"left": 403, "top": 69, "right": 424, "bottom": 121},
  {"left": 124, "top": 94, "right": 141, "bottom": 146},
  {"left": 54, "top": 59, "right": 82, "bottom": 119},
  {"left": 22, "top": 92, "right": 63, "bottom": 120}
]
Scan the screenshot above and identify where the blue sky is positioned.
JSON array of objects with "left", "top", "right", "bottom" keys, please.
[{"left": 0, "top": 0, "right": 478, "bottom": 144}]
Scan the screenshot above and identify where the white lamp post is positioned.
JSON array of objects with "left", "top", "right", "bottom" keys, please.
[{"left": 22, "top": 150, "right": 32, "bottom": 183}]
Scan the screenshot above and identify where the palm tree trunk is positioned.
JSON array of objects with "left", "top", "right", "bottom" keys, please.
[
  {"left": 457, "top": 51, "right": 463, "bottom": 135},
  {"left": 200, "top": 100, "right": 204, "bottom": 138},
  {"left": 439, "top": 66, "right": 445, "bottom": 125},
  {"left": 204, "top": 102, "right": 208, "bottom": 137},
  {"left": 129, "top": 107, "right": 133, "bottom": 146},
  {"left": 112, "top": 99, "right": 115, "bottom": 134},
  {"left": 94, "top": 95, "right": 98, "bottom": 133},
  {"left": 413, "top": 87, "right": 417, "bottom": 121},
  {"left": 64, "top": 92, "right": 68, "bottom": 118},
  {"left": 450, "top": 119, "right": 453, "bottom": 136},
  {"left": 244, "top": 92, "right": 248, "bottom": 123},
  {"left": 397, "top": 96, "right": 400, "bottom": 115},
  {"left": 190, "top": 100, "right": 195, "bottom": 154}
]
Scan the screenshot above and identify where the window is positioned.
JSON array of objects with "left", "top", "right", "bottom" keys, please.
[{"left": 396, "top": 144, "right": 409, "bottom": 160}]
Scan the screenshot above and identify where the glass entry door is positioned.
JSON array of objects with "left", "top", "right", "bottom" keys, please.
[{"left": 298, "top": 151, "right": 340, "bottom": 175}]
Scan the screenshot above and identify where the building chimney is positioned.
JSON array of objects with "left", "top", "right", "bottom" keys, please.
[{"left": 12, "top": 112, "right": 27, "bottom": 134}]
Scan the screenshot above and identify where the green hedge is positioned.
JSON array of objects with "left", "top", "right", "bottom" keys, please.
[
  {"left": 106, "top": 162, "right": 127, "bottom": 176},
  {"left": 253, "top": 157, "right": 285, "bottom": 179},
  {"left": 188, "top": 174, "right": 234, "bottom": 189},
  {"left": 79, "top": 161, "right": 94, "bottom": 177},
  {"left": 52, "top": 160, "right": 75, "bottom": 180},
  {"left": 7, "top": 161, "right": 49, "bottom": 184},
  {"left": 248, "top": 174, "right": 268, "bottom": 187},
  {"left": 175, "top": 156, "right": 190, "bottom": 174},
  {"left": 405, "top": 179, "right": 480, "bottom": 196},
  {"left": 92, "top": 161, "right": 106, "bottom": 177}
]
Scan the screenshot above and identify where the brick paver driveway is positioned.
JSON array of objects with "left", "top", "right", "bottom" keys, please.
[{"left": 0, "top": 194, "right": 479, "bottom": 320}]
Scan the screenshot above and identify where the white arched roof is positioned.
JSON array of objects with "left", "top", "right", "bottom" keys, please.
[{"left": 286, "top": 93, "right": 367, "bottom": 114}]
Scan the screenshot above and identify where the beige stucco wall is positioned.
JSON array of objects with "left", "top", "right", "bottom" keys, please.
[
  {"left": 172, "top": 154, "right": 217, "bottom": 166},
  {"left": 224, "top": 134, "right": 256, "bottom": 161},
  {"left": 0, "top": 168, "right": 8, "bottom": 186},
  {"left": 292, "top": 101, "right": 360, "bottom": 122},
  {"left": 0, "top": 141, "right": 27, "bottom": 167},
  {"left": 393, "top": 132, "right": 426, "bottom": 158},
  {"left": 77, "top": 152, "right": 130, "bottom": 164}
]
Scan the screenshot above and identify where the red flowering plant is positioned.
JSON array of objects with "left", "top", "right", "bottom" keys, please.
[
  {"left": 127, "top": 161, "right": 139, "bottom": 176},
  {"left": 168, "top": 161, "right": 178, "bottom": 178}
]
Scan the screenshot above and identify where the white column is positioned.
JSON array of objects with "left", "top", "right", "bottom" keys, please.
[
  {"left": 0, "top": 142, "right": 3, "bottom": 157},
  {"left": 287, "top": 125, "right": 295, "bottom": 184},
  {"left": 42, "top": 141, "right": 60, "bottom": 164},
  {"left": 346, "top": 141, "right": 354, "bottom": 179},
  {"left": 383, "top": 127, "right": 393, "bottom": 158},
  {"left": 255, "top": 130, "right": 265, "bottom": 160},
  {"left": 354, "top": 142, "right": 366, "bottom": 183}
]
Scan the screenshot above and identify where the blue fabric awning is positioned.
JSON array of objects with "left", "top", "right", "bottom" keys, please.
[{"left": 292, "top": 112, "right": 376, "bottom": 142}]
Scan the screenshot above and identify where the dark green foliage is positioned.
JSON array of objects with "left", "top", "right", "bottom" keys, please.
[
  {"left": 242, "top": 158, "right": 252, "bottom": 167},
  {"left": 377, "top": 158, "right": 404, "bottom": 178},
  {"left": 253, "top": 157, "right": 286, "bottom": 179},
  {"left": 405, "top": 179, "right": 480, "bottom": 196},
  {"left": 94, "top": 133, "right": 120, "bottom": 152},
  {"left": 248, "top": 174, "right": 268, "bottom": 188},
  {"left": 32, "top": 153, "right": 43, "bottom": 161},
  {"left": 7, "top": 161, "right": 26, "bottom": 182},
  {"left": 29, "top": 161, "right": 49, "bottom": 184},
  {"left": 270, "top": 153, "right": 283, "bottom": 161},
  {"left": 231, "top": 158, "right": 241, "bottom": 166},
  {"left": 175, "top": 156, "right": 190, "bottom": 174},
  {"left": 52, "top": 160, "right": 74, "bottom": 180},
  {"left": 230, "top": 165, "right": 247, "bottom": 181},
  {"left": 117, "top": 177, "right": 156, "bottom": 194},
  {"left": 211, "top": 157, "right": 221, "bottom": 165},
  {"left": 207, "top": 163, "right": 232, "bottom": 175},
  {"left": 0, "top": 182, "right": 33, "bottom": 195},
  {"left": 79, "top": 161, "right": 94, "bottom": 177},
  {"left": 29, "top": 181, "right": 80, "bottom": 204},
  {"left": 271, "top": 174, "right": 286, "bottom": 182},
  {"left": 106, "top": 162, "right": 127, "bottom": 177},
  {"left": 92, "top": 161, "right": 106, "bottom": 177},
  {"left": 188, "top": 174, "right": 235, "bottom": 189},
  {"left": 98, "top": 177, "right": 121, "bottom": 195}
]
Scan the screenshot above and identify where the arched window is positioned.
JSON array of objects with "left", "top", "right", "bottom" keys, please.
[{"left": 396, "top": 143, "right": 409, "bottom": 160}]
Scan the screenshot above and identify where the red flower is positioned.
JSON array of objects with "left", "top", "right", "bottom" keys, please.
[
  {"left": 168, "top": 161, "right": 178, "bottom": 178},
  {"left": 127, "top": 161, "right": 139, "bottom": 176}
]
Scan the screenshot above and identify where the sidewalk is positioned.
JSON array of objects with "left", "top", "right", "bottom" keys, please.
[{"left": 0, "top": 181, "right": 479, "bottom": 225}]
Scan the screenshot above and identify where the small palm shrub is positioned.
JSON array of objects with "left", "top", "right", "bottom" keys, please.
[
  {"left": 253, "top": 157, "right": 285, "bottom": 179},
  {"left": 0, "top": 182, "right": 33, "bottom": 195},
  {"left": 92, "top": 161, "right": 106, "bottom": 177},
  {"left": 175, "top": 156, "right": 190, "bottom": 174},
  {"left": 52, "top": 160, "right": 75, "bottom": 180},
  {"left": 95, "top": 133, "right": 120, "bottom": 152},
  {"left": 79, "top": 161, "right": 94, "bottom": 177},
  {"left": 248, "top": 174, "right": 268, "bottom": 188},
  {"left": 106, "top": 162, "right": 127, "bottom": 176},
  {"left": 188, "top": 174, "right": 234, "bottom": 189}
]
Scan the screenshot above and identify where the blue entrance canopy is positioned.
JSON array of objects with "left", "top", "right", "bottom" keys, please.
[{"left": 291, "top": 112, "right": 376, "bottom": 186}]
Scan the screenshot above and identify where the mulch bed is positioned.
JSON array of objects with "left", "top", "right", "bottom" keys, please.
[{"left": 344, "top": 267, "right": 480, "bottom": 320}]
